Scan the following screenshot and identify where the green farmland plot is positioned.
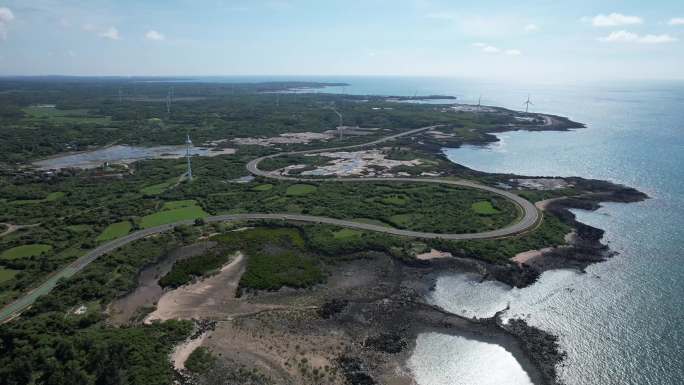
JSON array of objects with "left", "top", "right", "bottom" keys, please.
[
  {"left": 96, "top": 221, "right": 133, "bottom": 242},
  {"left": 1, "top": 244, "right": 53, "bottom": 260},
  {"left": 140, "top": 200, "right": 208, "bottom": 228}
]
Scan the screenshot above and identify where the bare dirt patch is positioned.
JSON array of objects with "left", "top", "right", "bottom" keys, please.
[
  {"left": 233, "top": 132, "right": 334, "bottom": 147},
  {"left": 145, "top": 252, "right": 279, "bottom": 322}
]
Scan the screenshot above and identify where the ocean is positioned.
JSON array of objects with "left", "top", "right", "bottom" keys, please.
[{"left": 213, "top": 76, "right": 684, "bottom": 385}]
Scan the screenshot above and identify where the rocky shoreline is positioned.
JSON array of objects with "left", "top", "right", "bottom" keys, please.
[{"left": 514, "top": 181, "right": 647, "bottom": 275}]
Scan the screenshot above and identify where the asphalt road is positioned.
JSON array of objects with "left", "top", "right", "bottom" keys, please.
[{"left": 0, "top": 125, "right": 539, "bottom": 322}]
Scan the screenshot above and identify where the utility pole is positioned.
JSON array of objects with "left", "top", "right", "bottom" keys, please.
[{"left": 185, "top": 133, "right": 193, "bottom": 181}]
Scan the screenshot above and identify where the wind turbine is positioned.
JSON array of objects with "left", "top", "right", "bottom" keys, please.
[
  {"left": 524, "top": 94, "right": 534, "bottom": 113},
  {"left": 477, "top": 95, "right": 482, "bottom": 110}
]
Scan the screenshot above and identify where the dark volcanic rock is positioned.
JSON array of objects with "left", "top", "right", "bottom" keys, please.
[
  {"left": 364, "top": 333, "right": 408, "bottom": 354},
  {"left": 318, "top": 298, "right": 349, "bottom": 319},
  {"left": 502, "top": 319, "right": 566, "bottom": 385},
  {"left": 337, "top": 356, "right": 376, "bottom": 385}
]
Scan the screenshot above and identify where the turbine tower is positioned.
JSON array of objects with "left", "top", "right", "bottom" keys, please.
[
  {"left": 185, "top": 133, "right": 193, "bottom": 181},
  {"left": 524, "top": 94, "right": 534, "bottom": 113}
]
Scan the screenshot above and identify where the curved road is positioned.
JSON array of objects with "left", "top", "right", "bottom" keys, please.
[{"left": 0, "top": 125, "right": 539, "bottom": 322}]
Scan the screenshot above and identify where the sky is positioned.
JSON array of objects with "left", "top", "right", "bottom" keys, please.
[{"left": 0, "top": 0, "right": 683, "bottom": 81}]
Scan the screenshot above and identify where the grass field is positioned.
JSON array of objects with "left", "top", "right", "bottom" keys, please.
[
  {"left": 96, "top": 221, "right": 132, "bottom": 242},
  {"left": 251, "top": 184, "right": 274, "bottom": 191},
  {"left": 140, "top": 201, "right": 208, "bottom": 228},
  {"left": 162, "top": 200, "right": 198, "bottom": 210},
  {"left": 10, "top": 191, "right": 65, "bottom": 206},
  {"left": 286, "top": 184, "right": 318, "bottom": 196},
  {"left": 140, "top": 180, "right": 176, "bottom": 195},
  {"left": 471, "top": 201, "right": 501, "bottom": 215},
  {"left": 332, "top": 228, "right": 362, "bottom": 240},
  {"left": 66, "top": 224, "right": 91, "bottom": 233},
  {"left": 0, "top": 244, "right": 52, "bottom": 260},
  {"left": 0, "top": 268, "right": 18, "bottom": 284},
  {"left": 381, "top": 194, "right": 410, "bottom": 206},
  {"left": 388, "top": 213, "right": 420, "bottom": 228}
]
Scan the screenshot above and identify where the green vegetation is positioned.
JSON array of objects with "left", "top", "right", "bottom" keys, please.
[
  {"left": 140, "top": 201, "right": 208, "bottom": 228},
  {"left": 352, "top": 218, "right": 390, "bottom": 227},
  {"left": 23, "top": 106, "right": 111, "bottom": 124},
  {"left": 471, "top": 200, "right": 501, "bottom": 215},
  {"left": 140, "top": 180, "right": 175, "bottom": 195},
  {"left": 0, "top": 267, "right": 18, "bottom": 284},
  {"left": 251, "top": 183, "right": 273, "bottom": 191},
  {"left": 388, "top": 213, "right": 418, "bottom": 228},
  {"left": 159, "top": 252, "right": 234, "bottom": 288},
  {"left": 158, "top": 227, "right": 324, "bottom": 292},
  {"left": 66, "top": 224, "right": 91, "bottom": 234},
  {"left": 333, "top": 228, "right": 362, "bottom": 240},
  {"left": 241, "top": 249, "right": 322, "bottom": 291},
  {"left": 285, "top": 183, "right": 318, "bottom": 196},
  {"left": 96, "top": 221, "right": 132, "bottom": 242},
  {"left": 1, "top": 244, "right": 52, "bottom": 260},
  {"left": 0, "top": 233, "right": 193, "bottom": 385},
  {"left": 212, "top": 227, "right": 322, "bottom": 292},
  {"left": 10, "top": 191, "right": 65, "bottom": 205},
  {"left": 209, "top": 182, "right": 518, "bottom": 234},
  {"left": 162, "top": 199, "right": 198, "bottom": 210},
  {"left": 381, "top": 194, "right": 409, "bottom": 206},
  {"left": 185, "top": 347, "right": 217, "bottom": 374},
  {"left": 427, "top": 213, "right": 572, "bottom": 263}
]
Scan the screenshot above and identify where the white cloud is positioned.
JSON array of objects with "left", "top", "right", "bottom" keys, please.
[
  {"left": 99, "top": 27, "right": 120, "bottom": 40},
  {"left": 472, "top": 42, "right": 522, "bottom": 56},
  {"left": 82, "top": 23, "right": 96, "bottom": 32},
  {"left": 637, "top": 34, "right": 678, "bottom": 44},
  {"left": 524, "top": 24, "right": 539, "bottom": 32},
  {"left": 587, "top": 13, "right": 643, "bottom": 27},
  {"left": 668, "top": 18, "right": 684, "bottom": 26},
  {"left": 599, "top": 30, "right": 678, "bottom": 44},
  {"left": 599, "top": 30, "right": 639, "bottom": 42},
  {"left": 145, "top": 30, "right": 165, "bottom": 41},
  {"left": 0, "top": 7, "right": 15, "bottom": 40},
  {"left": 67, "top": 50, "right": 76, "bottom": 57}
]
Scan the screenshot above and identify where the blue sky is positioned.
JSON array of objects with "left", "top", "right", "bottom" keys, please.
[{"left": 0, "top": 0, "right": 683, "bottom": 81}]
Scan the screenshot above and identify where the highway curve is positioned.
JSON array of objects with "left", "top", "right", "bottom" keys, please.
[{"left": 0, "top": 125, "right": 539, "bottom": 322}]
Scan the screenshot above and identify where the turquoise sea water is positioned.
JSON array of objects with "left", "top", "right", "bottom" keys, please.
[{"left": 212, "top": 76, "right": 684, "bottom": 384}]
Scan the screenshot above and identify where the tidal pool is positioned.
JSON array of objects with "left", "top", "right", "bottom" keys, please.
[
  {"left": 408, "top": 332, "right": 534, "bottom": 385},
  {"left": 426, "top": 273, "right": 512, "bottom": 319}
]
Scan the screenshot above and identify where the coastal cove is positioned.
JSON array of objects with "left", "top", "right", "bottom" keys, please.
[{"left": 424, "top": 79, "right": 683, "bottom": 385}]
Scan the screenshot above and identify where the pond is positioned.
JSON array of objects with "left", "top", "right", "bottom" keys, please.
[{"left": 34, "top": 145, "right": 235, "bottom": 170}]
